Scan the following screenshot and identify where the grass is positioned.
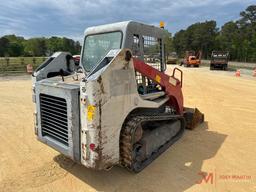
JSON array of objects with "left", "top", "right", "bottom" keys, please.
[{"left": 200, "top": 60, "right": 256, "bottom": 70}]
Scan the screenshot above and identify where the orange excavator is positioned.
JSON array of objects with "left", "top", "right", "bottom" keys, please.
[{"left": 181, "top": 51, "right": 202, "bottom": 67}]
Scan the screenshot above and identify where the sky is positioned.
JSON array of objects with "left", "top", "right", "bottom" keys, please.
[{"left": 0, "top": 0, "right": 255, "bottom": 42}]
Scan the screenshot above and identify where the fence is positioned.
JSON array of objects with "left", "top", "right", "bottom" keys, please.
[{"left": 0, "top": 57, "right": 47, "bottom": 74}]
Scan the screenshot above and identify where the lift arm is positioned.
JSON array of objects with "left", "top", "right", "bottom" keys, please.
[{"left": 133, "top": 58, "right": 184, "bottom": 115}]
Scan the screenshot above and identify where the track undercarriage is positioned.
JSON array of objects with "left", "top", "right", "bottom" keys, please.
[{"left": 120, "top": 112, "right": 185, "bottom": 172}]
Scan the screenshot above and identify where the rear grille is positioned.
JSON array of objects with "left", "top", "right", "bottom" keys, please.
[{"left": 40, "top": 94, "right": 69, "bottom": 146}]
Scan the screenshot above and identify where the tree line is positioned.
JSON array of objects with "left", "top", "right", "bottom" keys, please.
[
  {"left": 0, "top": 35, "right": 81, "bottom": 57},
  {"left": 173, "top": 5, "right": 256, "bottom": 62},
  {"left": 0, "top": 5, "right": 255, "bottom": 62}
]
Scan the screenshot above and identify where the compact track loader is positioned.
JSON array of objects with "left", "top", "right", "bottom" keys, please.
[{"left": 32, "top": 21, "right": 204, "bottom": 172}]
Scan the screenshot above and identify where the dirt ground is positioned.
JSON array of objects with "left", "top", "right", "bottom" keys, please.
[{"left": 0, "top": 66, "right": 255, "bottom": 192}]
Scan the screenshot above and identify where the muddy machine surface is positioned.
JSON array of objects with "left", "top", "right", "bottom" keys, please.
[{"left": 33, "top": 21, "right": 204, "bottom": 172}]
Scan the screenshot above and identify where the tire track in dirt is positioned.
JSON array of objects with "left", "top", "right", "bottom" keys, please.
[{"left": 0, "top": 156, "right": 75, "bottom": 192}]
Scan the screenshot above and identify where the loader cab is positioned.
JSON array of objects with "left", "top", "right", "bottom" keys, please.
[{"left": 81, "top": 21, "right": 167, "bottom": 94}]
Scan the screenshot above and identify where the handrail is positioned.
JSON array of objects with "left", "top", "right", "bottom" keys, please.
[{"left": 172, "top": 67, "right": 183, "bottom": 88}]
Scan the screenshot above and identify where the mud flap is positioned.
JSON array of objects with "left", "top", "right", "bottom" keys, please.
[{"left": 184, "top": 107, "right": 204, "bottom": 129}]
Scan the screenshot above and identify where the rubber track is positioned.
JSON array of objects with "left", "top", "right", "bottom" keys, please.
[{"left": 120, "top": 113, "right": 185, "bottom": 173}]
